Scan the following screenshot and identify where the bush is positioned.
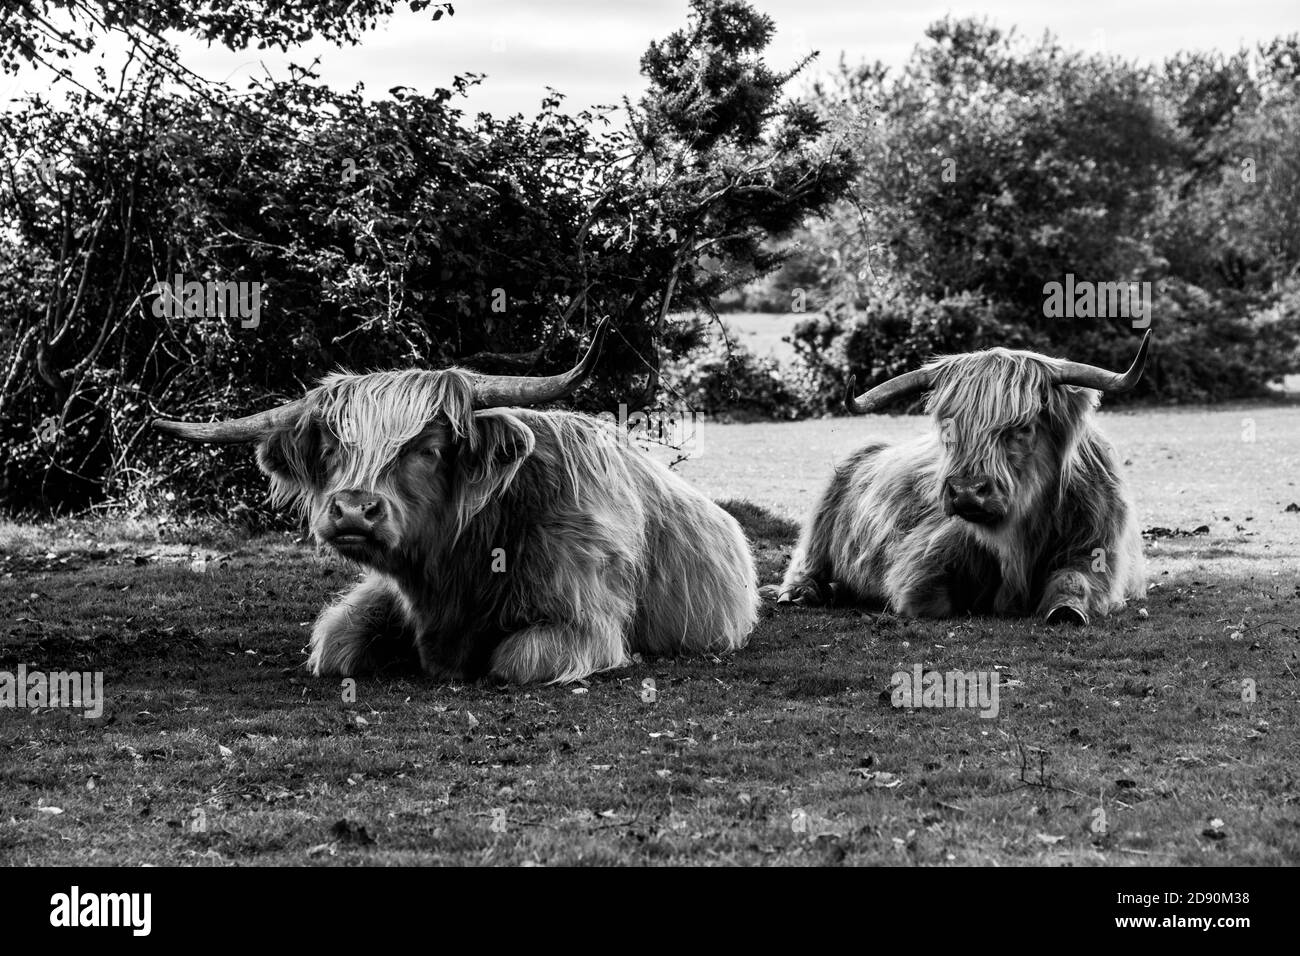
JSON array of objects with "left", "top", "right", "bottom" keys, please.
[
  {"left": 791, "top": 291, "right": 1027, "bottom": 413},
  {"left": 0, "top": 0, "right": 858, "bottom": 515},
  {"left": 663, "top": 337, "right": 812, "bottom": 420},
  {"left": 785, "top": 281, "right": 1300, "bottom": 410},
  {"left": 771, "top": 21, "right": 1300, "bottom": 404}
]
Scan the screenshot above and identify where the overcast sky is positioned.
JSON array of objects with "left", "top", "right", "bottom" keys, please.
[{"left": 4, "top": 1, "right": 1297, "bottom": 117}]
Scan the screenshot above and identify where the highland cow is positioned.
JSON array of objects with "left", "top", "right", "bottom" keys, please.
[
  {"left": 156, "top": 320, "right": 758, "bottom": 683},
  {"left": 774, "top": 333, "right": 1150, "bottom": 624}
]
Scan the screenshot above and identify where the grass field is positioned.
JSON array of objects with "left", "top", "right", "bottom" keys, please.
[{"left": 1, "top": 404, "right": 1298, "bottom": 865}]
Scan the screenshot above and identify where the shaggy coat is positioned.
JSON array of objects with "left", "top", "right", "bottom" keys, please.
[
  {"left": 777, "top": 348, "right": 1145, "bottom": 622},
  {"left": 257, "top": 369, "right": 758, "bottom": 684}
]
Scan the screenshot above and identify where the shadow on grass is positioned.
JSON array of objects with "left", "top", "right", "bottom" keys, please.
[{"left": 718, "top": 498, "right": 800, "bottom": 545}]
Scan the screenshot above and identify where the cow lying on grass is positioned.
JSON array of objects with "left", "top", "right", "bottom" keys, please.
[
  {"left": 773, "top": 333, "right": 1150, "bottom": 624},
  {"left": 156, "top": 320, "right": 758, "bottom": 684}
]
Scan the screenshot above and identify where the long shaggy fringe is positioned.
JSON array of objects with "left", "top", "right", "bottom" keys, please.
[
  {"left": 924, "top": 348, "right": 1098, "bottom": 513},
  {"left": 316, "top": 369, "right": 479, "bottom": 489}
]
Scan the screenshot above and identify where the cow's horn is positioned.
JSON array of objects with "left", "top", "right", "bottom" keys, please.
[
  {"left": 1052, "top": 330, "right": 1151, "bottom": 393},
  {"left": 153, "top": 400, "right": 306, "bottom": 444},
  {"left": 153, "top": 318, "right": 611, "bottom": 441},
  {"left": 467, "top": 316, "right": 609, "bottom": 409},
  {"left": 845, "top": 366, "right": 934, "bottom": 414}
]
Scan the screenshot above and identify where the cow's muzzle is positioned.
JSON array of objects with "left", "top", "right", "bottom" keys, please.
[
  {"left": 323, "top": 490, "right": 390, "bottom": 551},
  {"left": 943, "top": 476, "right": 1002, "bottom": 524}
]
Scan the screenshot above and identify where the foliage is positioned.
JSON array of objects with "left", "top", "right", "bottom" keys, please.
[
  {"left": 0, "top": 0, "right": 856, "bottom": 513},
  {"left": 0, "top": 1, "right": 455, "bottom": 77},
  {"left": 663, "top": 333, "right": 808, "bottom": 421},
  {"left": 759, "top": 20, "right": 1300, "bottom": 401},
  {"left": 790, "top": 291, "right": 1025, "bottom": 413}
]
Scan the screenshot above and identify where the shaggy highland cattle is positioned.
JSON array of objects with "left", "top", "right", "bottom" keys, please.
[
  {"left": 155, "top": 320, "right": 758, "bottom": 684},
  {"left": 774, "top": 332, "right": 1150, "bottom": 624}
]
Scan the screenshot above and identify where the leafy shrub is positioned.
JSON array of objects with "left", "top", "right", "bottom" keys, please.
[
  {"left": 791, "top": 291, "right": 1025, "bottom": 413},
  {"left": 663, "top": 337, "right": 812, "bottom": 420},
  {"left": 0, "top": 0, "right": 856, "bottom": 514}
]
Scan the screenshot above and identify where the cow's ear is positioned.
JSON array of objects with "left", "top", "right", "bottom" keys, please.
[
  {"left": 256, "top": 420, "right": 317, "bottom": 490},
  {"left": 457, "top": 412, "right": 536, "bottom": 507}
]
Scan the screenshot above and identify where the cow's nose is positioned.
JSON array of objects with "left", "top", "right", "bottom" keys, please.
[
  {"left": 946, "top": 476, "right": 992, "bottom": 513},
  {"left": 329, "top": 490, "right": 387, "bottom": 531}
]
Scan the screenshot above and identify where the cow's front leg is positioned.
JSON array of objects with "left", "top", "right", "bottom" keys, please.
[
  {"left": 892, "top": 582, "right": 955, "bottom": 618},
  {"left": 888, "top": 536, "right": 997, "bottom": 618},
  {"left": 308, "top": 574, "right": 417, "bottom": 676},
  {"left": 770, "top": 575, "right": 835, "bottom": 606},
  {"left": 886, "top": 556, "right": 956, "bottom": 617},
  {"left": 489, "top": 619, "right": 628, "bottom": 685},
  {"left": 772, "top": 542, "right": 836, "bottom": 606},
  {"left": 1037, "top": 568, "right": 1101, "bottom": 625}
]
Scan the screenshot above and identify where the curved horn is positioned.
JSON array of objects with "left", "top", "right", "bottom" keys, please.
[
  {"left": 153, "top": 399, "right": 306, "bottom": 444},
  {"left": 845, "top": 366, "right": 934, "bottom": 414},
  {"left": 1052, "top": 330, "right": 1151, "bottom": 393},
  {"left": 467, "top": 316, "right": 610, "bottom": 409}
]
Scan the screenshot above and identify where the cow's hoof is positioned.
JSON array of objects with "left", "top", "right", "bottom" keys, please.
[
  {"left": 1046, "top": 604, "right": 1089, "bottom": 626},
  {"left": 771, "top": 583, "right": 823, "bottom": 606}
]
